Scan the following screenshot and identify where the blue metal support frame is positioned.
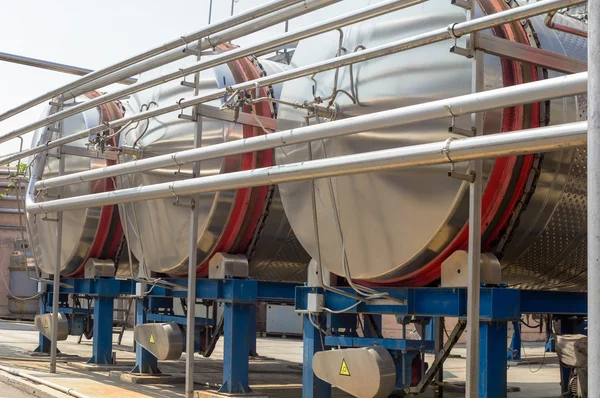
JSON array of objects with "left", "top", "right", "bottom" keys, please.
[
  {"left": 88, "top": 296, "right": 114, "bottom": 365},
  {"left": 295, "top": 286, "right": 587, "bottom": 398},
  {"left": 40, "top": 276, "right": 299, "bottom": 392},
  {"left": 131, "top": 297, "right": 160, "bottom": 374},
  {"left": 43, "top": 278, "right": 135, "bottom": 365},
  {"left": 479, "top": 321, "right": 508, "bottom": 398},
  {"left": 219, "top": 303, "right": 253, "bottom": 394},
  {"left": 302, "top": 314, "right": 331, "bottom": 398}
]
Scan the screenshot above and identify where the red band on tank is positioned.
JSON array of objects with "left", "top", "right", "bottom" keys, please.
[
  {"left": 195, "top": 47, "right": 274, "bottom": 277},
  {"left": 63, "top": 92, "right": 124, "bottom": 277},
  {"left": 360, "top": 0, "right": 540, "bottom": 287}
]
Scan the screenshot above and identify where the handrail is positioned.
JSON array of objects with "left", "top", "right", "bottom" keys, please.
[
  {"left": 0, "top": 52, "right": 137, "bottom": 84},
  {"left": 26, "top": 121, "right": 587, "bottom": 214},
  {"left": 0, "top": 0, "right": 308, "bottom": 124},
  {"left": 34, "top": 72, "right": 587, "bottom": 191},
  {"left": 0, "top": 0, "right": 585, "bottom": 167}
]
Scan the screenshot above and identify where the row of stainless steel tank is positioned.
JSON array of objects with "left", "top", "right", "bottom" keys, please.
[{"left": 25, "top": 0, "right": 588, "bottom": 291}]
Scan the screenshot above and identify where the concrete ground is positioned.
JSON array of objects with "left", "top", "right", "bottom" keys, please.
[
  {"left": 0, "top": 380, "right": 31, "bottom": 398},
  {"left": 0, "top": 319, "right": 563, "bottom": 397}
]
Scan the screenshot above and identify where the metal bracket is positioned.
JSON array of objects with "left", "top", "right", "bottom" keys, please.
[
  {"left": 41, "top": 214, "right": 59, "bottom": 222},
  {"left": 178, "top": 113, "right": 198, "bottom": 122},
  {"left": 448, "top": 126, "right": 473, "bottom": 136},
  {"left": 174, "top": 171, "right": 194, "bottom": 178},
  {"left": 182, "top": 47, "right": 200, "bottom": 57},
  {"left": 450, "top": 45, "right": 474, "bottom": 58},
  {"left": 451, "top": 0, "right": 472, "bottom": 9},
  {"left": 448, "top": 169, "right": 476, "bottom": 183},
  {"left": 181, "top": 81, "right": 196, "bottom": 89},
  {"left": 173, "top": 197, "right": 195, "bottom": 210}
]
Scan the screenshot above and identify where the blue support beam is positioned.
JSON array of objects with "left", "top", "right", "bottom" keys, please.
[
  {"left": 249, "top": 304, "right": 258, "bottom": 357},
  {"left": 88, "top": 296, "right": 114, "bottom": 365},
  {"left": 302, "top": 314, "right": 331, "bottom": 398},
  {"left": 219, "top": 303, "right": 253, "bottom": 394},
  {"left": 479, "top": 321, "right": 508, "bottom": 398},
  {"left": 132, "top": 297, "right": 160, "bottom": 375}
]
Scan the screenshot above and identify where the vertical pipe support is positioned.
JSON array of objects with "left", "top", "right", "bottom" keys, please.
[
  {"left": 588, "top": 0, "right": 600, "bottom": 393},
  {"left": 88, "top": 296, "right": 115, "bottom": 365},
  {"left": 185, "top": 40, "right": 204, "bottom": 398},
  {"left": 465, "top": 41, "right": 484, "bottom": 398},
  {"left": 132, "top": 295, "right": 160, "bottom": 374},
  {"left": 49, "top": 100, "right": 64, "bottom": 374},
  {"left": 219, "top": 303, "right": 253, "bottom": 394},
  {"left": 302, "top": 314, "right": 331, "bottom": 398}
]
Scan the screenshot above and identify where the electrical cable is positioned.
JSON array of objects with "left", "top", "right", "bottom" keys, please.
[{"left": 321, "top": 301, "right": 361, "bottom": 314}]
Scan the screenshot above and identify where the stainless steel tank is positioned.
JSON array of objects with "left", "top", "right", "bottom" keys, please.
[
  {"left": 26, "top": 92, "right": 124, "bottom": 276},
  {"left": 276, "top": 0, "right": 588, "bottom": 290},
  {"left": 117, "top": 45, "right": 309, "bottom": 281},
  {"left": 8, "top": 240, "right": 38, "bottom": 316}
]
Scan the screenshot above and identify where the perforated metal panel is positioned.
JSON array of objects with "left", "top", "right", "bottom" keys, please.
[{"left": 501, "top": 96, "right": 588, "bottom": 291}]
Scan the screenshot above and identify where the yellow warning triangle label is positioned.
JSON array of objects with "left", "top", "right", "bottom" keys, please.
[
  {"left": 149, "top": 333, "right": 155, "bottom": 344},
  {"left": 44, "top": 321, "right": 49, "bottom": 329},
  {"left": 339, "top": 359, "right": 350, "bottom": 376}
]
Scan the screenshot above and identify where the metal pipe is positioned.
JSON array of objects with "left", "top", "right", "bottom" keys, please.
[
  {"left": 63, "top": 0, "right": 339, "bottom": 100},
  {"left": 545, "top": 11, "right": 588, "bottom": 37},
  {"left": 0, "top": 182, "right": 26, "bottom": 189},
  {"left": 0, "top": 208, "right": 23, "bottom": 214},
  {"left": 0, "top": 365, "right": 90, "bottom": 398},
  {"left": 2, "top": 0, "right": 582, "bottom": 164},
  {"left": 0, "top": 52, "right": 136, "bottom": 84},
  {"left": 588, "top": 0, "right": 599, "bottom": 394},
  {"left": 0, "top": 195, "right": 19, "bottom": 201},
  {"left": 0, "top": 0, "right": 308, "bottom": 124},
  {"left": 35, "top": 72, "right": 588, "bottom": 191},
  {"left": 465, "top": 46, "right": 484, "bottom": 398},
  {"left": 0, "top": 225, "right": 25, "bottom": 231},
  {"left": 26, "top": 121, "right": 588, "bottom": 214},
  {"left": 49, "top": 111, "right": 64, "bottom": 374},
  {"left": 185, "top": 44, "right": 203, "bottom": 398},
  {"left": 0, "top": 0, "right": 413, "bottom": 145}
]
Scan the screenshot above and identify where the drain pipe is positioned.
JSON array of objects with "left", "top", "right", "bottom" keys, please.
[{"left": 0, "top": 364, "right": 91, "bottom": 398}]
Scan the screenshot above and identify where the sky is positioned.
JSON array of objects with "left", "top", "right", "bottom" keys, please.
[{"left": 0, "top": 0, "right": 334, "bottom": 158}]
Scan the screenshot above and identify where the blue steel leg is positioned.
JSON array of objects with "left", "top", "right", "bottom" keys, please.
[
  {"left": 131, "top": 298, "right": 160, "bottom": 374},
  {"left": 302, "top": 314, "right": 331, "bottom": 398},
  {"left": 219, "top": 303, "right": 252, "bottom": 394},
  {"left": 507, "top": 321, "right": 521, "bottom": 360},
  {"left": 479, "top": 321, "right": 508, "bottom": 398},
  {"left": 425, "top": 317, "right": 436, "bottom": 354},
  {"left": 249, "top": 304, "right": 258, "bottom": 357},
  {"left": 88, "top": 296, "right": 114, "bottom": 365},
  {"left": 33, "top": 298, "right": 53, "bottom": 354}
]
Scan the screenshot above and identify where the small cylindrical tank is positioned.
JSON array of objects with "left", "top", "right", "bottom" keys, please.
[
  {"left": 276, "top": 0, "right": 588, "bottom": 290},
  {"left": 26, "top": 92, "right": 124, "bottom": 276},
  {"left": 8, "top": 240, "right": 38, "bottom": 316},
  {"left": 117, "top": 45, "right": 310, "bottom": 281}
]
